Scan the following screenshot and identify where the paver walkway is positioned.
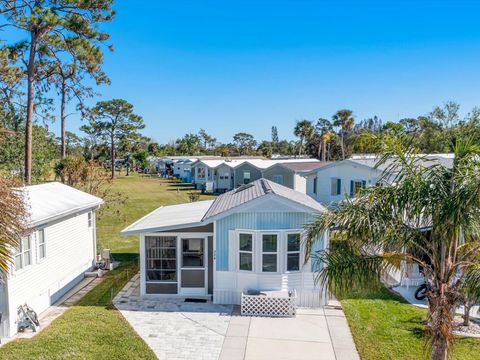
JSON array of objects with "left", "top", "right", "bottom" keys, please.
[{"left": 114, "top": 275, "right": 359, "bottom": 360}]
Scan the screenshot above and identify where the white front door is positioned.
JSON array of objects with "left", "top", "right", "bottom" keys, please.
[{"left": 179, "top": 237, "right": 207, "bottom": 296}]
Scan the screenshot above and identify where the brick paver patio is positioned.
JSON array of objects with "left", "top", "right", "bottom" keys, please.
[{"left": 114, "top": 274, "right": 359, "bottom": 360}]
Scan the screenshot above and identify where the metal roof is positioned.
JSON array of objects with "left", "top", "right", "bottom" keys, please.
[
  {"left": 22, "top": 182, "right": 103, "bottom": 228},
  {"left": 202, "top": 178, "right": 325, "bottom": 221},
  {"left": 120, "top": 200, "right": 215, "bottom": 235},
  {"left": 274, "top": 161, "right": 330, "bottom": 173}
]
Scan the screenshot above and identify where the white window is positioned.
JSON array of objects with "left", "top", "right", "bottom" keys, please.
[
  {"left": 286, "top": 233, "right": 301, "bottom": 271},
  {"left": 262, "top": 234, "right": 278, "bottom": 272},
  {"left": 223, "top": 172, "right": 229, "bottom": 180},
  {"left": 331, "top": 178, "right": 341, "bottom": 196},
  {"left": 239, "top": 233, "right": 253, "bottom": 271},
  {"left": 38, "top": 229, "right": 46, "bottom": 260},
  {"left": 243, "top": 171, "right": 251, "bottom": 184},
  {"left": 14, "top": 236, "right": 32, "bottom": 270},
  {"left": 197, "top": 167, "right": 205, "bottom": 179},
  {"left": 272, "top": 174, "right": 284, "bottom": 185},
  {"left": 88, "top": 212, "right": 93, "bottom": 228}
]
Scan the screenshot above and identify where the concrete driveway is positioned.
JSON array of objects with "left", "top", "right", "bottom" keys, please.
[{"left": 114, "top": 275, "right": 359, "bottom": 360}]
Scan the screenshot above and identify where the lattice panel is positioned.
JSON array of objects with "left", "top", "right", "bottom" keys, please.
[{"left": 241, "top": 292, "right": 297, "bottom": 317}]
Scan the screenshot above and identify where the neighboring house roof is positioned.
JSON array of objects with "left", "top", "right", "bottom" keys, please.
[
  {"left": 301, "top": 154, "right": 454, "bottom": 176},
  {"left": 22, "top": 182, "right": 103, "bottom": 228},
  {"left": 272, "top": 161, "right": 330, "bottom": 173},
  {"left": 120, "top": 200, "right": 215, "bottom": 235},
  {"left": 202, "top": 178, "right": 326, "bottom": 221},
  {"left": 349, "top": 153, "right": 454, "bottom": 171}
]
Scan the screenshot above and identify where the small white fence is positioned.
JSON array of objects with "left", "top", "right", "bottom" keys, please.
[{"left": 241, "top": 290, "right": 297, "bottom": 317}]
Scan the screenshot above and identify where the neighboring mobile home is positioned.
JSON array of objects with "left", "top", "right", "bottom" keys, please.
[
  {"left": 303, "top": 154, "right": 454, "bottom": 205},
  {"left": 121, "top": 178, "right": 328, "bottom": 307},
  {"left": 262, "top": 161, "right": 329, "bottom": 192},
  {"left": 0, "top": 182, "right": 102, "bottom": 338},
  {"left": 173, "top": 159, "right": 195, "bottom": 182}
]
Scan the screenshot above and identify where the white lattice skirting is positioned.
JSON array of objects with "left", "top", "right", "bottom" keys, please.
[{"left": 241, "top": 291, "right": 297, "bottom": 317}]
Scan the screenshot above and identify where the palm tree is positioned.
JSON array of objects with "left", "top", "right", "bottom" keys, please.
[
  {"left": 305, "top": 137, "right": 480, "bottom": 360},
  {"left": 332, "top": 109, "right": 354, "bottom": 159},
  {"left": 316, "top": 118, "right": 334, "bottom": 161},
  {"left": 294, "top": 120, "right": 314, "bottom": 156}
]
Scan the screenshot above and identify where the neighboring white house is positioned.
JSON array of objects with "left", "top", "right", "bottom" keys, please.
[
  {"left": 303, "top": 154, "right": 454, "bottom": 205},
  {"left": 0, "top": 182, "right": 103, "bottom": 339},
  {"left": 172, "top": 158, "right": 196, "bottom": 182},
  {"left": 121, "top": 178, "right": 329, "bottom": 307}
]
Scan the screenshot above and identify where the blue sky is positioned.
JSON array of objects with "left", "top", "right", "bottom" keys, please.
[{"left": 52, "top": 1, "right": 480, "bottom": 143}]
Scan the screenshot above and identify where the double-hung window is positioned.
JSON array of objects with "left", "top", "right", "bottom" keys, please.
[
  {"left": 243, "top": 171, "right": 251, "bottom": 184},
  {"left": 14, "top": 236, "right": 32, "bottom": 270},
  {"left": 331, "top": 178, "right": 341, "bottom": 196},
  {"left": 262, "top": 234, "right": 278, "bottom": 272},
  {"left": 287, "top": 233, "right": 301, "bottom": 271},
  {"left": 197, "top": 167, "right": 205, "bottom": 179},
  {"left": 239, "top": 233, "right": 253, "bottom": 271},
  {"left": 350, "top": 180, "right": 366, "bottom": 197},
  {"left": 272, "top": 174, "right": 284, "bottom": 185},
  {"left": 38, "top": 229, "right": 46, "bottom": 260}
]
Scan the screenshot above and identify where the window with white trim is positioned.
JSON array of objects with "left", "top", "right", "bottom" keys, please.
[
  {"left": 197, "top": 167, "right": 206, "bottom": 179},
  {"left": 287, "top": 233, "right": 301, "bottom": 271},
  {"left": 38, "top": 229, "right": 46, "bottom": 260},
  {"left": 239, "top": 233, "right": 253, "bottom": 271},
  {"left": 88, "top": 212, "right": 93, "bottom": 228},
  {"left": 14, "top": 236, "right": 32, "bottom": 270},
  {"left": 243, "top": 171, "right": 251, "bottom": 184},
  {"left": 262, "top": 234, "right": 278, "bottom": 272}
]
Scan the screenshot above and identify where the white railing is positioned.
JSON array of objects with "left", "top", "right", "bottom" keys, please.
[{"left": 241, "top": 290, "right": 297, "bottom": 317}]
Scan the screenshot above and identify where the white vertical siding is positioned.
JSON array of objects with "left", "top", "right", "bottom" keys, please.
[{"left": 5, "top": 211, "right": 95, "bottom": 337}]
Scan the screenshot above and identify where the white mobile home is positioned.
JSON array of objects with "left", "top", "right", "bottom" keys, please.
[
  {"left": 303, "top": 154, "right": 454, "bottom": 205},
  {"left": 0, "top": 182, "right": 102, "bottom": 338}
]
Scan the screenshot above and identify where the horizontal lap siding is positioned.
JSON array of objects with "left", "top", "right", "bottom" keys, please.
[
  {"left": 6, "top": 211, "right": 95, "bottom": 336},
  {"left": 216, "top": 212, "right": 316, "bottom": 271}
]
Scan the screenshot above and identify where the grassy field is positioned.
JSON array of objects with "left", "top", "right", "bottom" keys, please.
[
  {"left": 0, "top": 175, "right": 215, "bottom": 359},
  {"left": 97, "top": 174, "right": 216, "bottom": 253},
  {"left": 340, "top": 286, "right": 480, "bottom": 360},
  {"left": 0, "top": 254, "right": 157, "bottom": 360}
]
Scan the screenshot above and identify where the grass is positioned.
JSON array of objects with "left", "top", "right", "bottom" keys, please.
[
  {"left": 0, "top": 254, "right": 157, "bottom": 360},
  {"left": 97, "top": 174, "right": 216, "bottom": 253},
  {"left": 339, "top": 286, "right": 480, "bottom": 360},
  {"left": 0, "top": 175, "right": 215, "bottom": 359}
]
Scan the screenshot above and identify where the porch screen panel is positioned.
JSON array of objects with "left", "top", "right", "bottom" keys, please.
[{"left": 146, "top": 236, "right": 177, "bottom": 282}]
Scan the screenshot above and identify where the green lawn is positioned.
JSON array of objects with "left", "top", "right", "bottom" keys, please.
[
  {"left": 340, "top": 286, "right": 480, "bottom": 360},
  {"left": 0, "top": 254, "right": 157, "bottom": 360},
  {"left": 97, "top": 174, "right": 216, "bottom": 253},
  {"left": 0, "top": 175, "right": 215, "bottom": 359}
]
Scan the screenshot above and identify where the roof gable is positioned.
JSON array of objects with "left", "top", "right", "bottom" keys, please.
[{"left": 202, "top": 178, "right": 325, "bottom": 221}]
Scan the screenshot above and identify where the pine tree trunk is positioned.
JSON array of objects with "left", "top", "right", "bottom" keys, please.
[
  {"left": 110, "top": 134, "right": 115, "bottom": 179},
  {"left": 24, "top": 33, "right": 37, "bottom": 184},
  {"left": 60, "top": 79, "right": 67, "bottom": 159}
]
